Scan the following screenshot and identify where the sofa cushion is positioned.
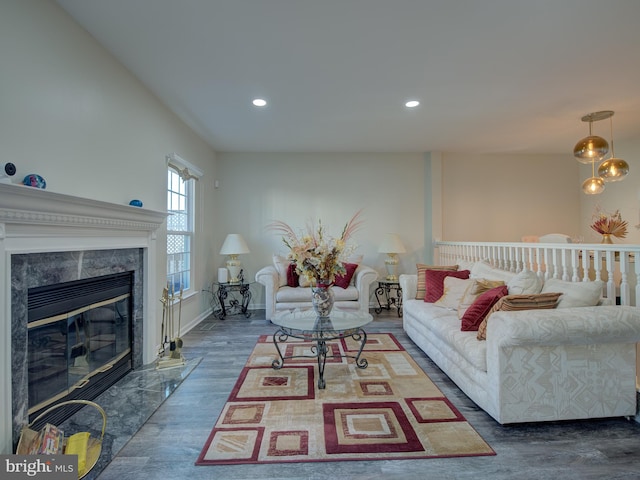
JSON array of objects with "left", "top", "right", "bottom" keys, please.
[
  {"left": 434, "top": 277, "right": 473, "bottom": 309},
  {"left": 476, "top": 292, "right": 562, "bottom": 340},
  {"left": 541, "top": 278, "right": 604, "bottom": 308},
  {"left": 460, "top": 285, "right": 508, "bottom": 331},
  {"left": 507, "top": 270, "right": 543, "bottom": 295},
  {"left": 424, "top": 269, "right": 470, "bottom": 302},
  {"left": 415, "top": 264, "right": 458, "bottom": 299},
  {"left": 275, "top": 285, "right": 359, "bottom": 302},
  {"left": 334, "top": 262, "right": 358, "bottom": 288},
  {"left": 458, "top": 279, "right": 505, "bottom": 318},
  {"left": 403, "top": 300, "right": 487, "bottom": 372}
]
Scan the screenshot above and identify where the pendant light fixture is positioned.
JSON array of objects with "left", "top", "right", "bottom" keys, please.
[
  {"left": 573, "top": 110, "right": 628, "bottom": 195},
  {"left": 598, "top": 112, "right": 629, "bottom": 182},
  {"left": 573, "top": 111, "right": 609, "bottom": 164}
]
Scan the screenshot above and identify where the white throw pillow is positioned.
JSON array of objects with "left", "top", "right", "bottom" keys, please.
[
  {"left": 507, "top": 270, "right": 543, "bottom": 295},
  {"left": 455, "top": 258, "right": 476, "bottom": 272},
  {"left": 434, "top": 277, "right": 472, "bottom": 310},
  {"left": 541, "top": 278, "right": 604, "bottom": 308},
  {"left": 272, "top": 254, "right": 290, "bottom": 287},
  {"left": 470, "top": 261, "right": 516, "bottom": 282}
]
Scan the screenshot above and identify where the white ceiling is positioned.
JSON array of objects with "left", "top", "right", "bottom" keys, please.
[{"left": 56, "top": 0, "right": 640, "bottom": 154}]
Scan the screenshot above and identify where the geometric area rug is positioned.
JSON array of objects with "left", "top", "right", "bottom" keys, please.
[{"left": 196, "top": 333, "right": 495, "bottom": 465}]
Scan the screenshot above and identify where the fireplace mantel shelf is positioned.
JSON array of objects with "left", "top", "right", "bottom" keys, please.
[{"left": 0, "top": 183, "right": 167, "bottom": 232}]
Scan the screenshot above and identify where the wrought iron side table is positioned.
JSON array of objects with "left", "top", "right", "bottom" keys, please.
[
  {"left": 209, "top": 281, "right": 253, "bottom": 319},
  {"left": 374, "top": 279, "right": 403, "bottom": 317}
]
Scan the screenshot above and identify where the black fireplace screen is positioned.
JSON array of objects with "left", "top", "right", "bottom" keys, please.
[{"left": 27, "top": 272, "right": 133, "bottom": 417}]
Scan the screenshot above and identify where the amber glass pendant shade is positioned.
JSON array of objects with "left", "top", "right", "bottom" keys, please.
[
  {"left": 598, "top": 157, "right": 630, "bottom": 182},
  {"left": 582, "top": 175, "right": 605, "bottom": 194},
  {"left": 573, "top": 135, "right": 609, "bottom": 163}
]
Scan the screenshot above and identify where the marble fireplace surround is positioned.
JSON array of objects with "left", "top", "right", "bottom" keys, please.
[{"left": 0, "top": 183, "right": 166, "bottom": 454}]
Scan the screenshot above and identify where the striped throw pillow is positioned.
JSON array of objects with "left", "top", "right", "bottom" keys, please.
[
  {"left": 477, "top": 292, "right": 562, "bottom": 340},
  {"left": 415, "top": 264, "right": 457, "bottom": 300}
]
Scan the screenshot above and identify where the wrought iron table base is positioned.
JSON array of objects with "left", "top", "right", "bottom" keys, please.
[
  {"left": 271, "top": 327, "right": 368, "bottom": 389},
  {"left": 213, "top": 282, "right": 252, "bottom": 319},
  {"left": 374, "top": 281, "right": 403, "bottom": 317}
]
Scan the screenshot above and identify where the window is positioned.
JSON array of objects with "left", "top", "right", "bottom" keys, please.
[{"left": 167, "top": 168, "right": 194, "bottom": 293}]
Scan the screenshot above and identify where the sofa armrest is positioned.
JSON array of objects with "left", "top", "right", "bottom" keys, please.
[
  {"left": 399, "top": 274, "right": 417, "bottom": 304},
  {"left": 353, "top": 264, "right": 378, "bottom": 312},
  {"left": 255, "top": 266, "right": 278, "bottom": 320},
  {"left": 487, "top": 305, "right": 640, "bottom": 348}
]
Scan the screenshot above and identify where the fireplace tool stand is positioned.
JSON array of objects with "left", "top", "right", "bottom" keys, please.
[{"left": 156, "top": 285, "right": 186, "bottom": 369}]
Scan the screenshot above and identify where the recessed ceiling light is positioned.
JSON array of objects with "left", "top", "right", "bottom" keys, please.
[
  {"left": 252, "top": 98, "right": 267, "bottom": 107},
  {"left": 405, "top": 100, "right": 420, "bottom": 108}
]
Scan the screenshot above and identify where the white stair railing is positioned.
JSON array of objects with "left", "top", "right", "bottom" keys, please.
[{"left": 435, "top": 241, "right": 640, "bottom": 307}]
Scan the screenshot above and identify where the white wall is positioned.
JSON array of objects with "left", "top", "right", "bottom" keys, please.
[
  {"left": 0, "top": 0, "right": 217, "bottom": 380},
  {"left": 578, "top": 137, "right": 640, "bottom": 244},
  {"left": 439, "top": 153, "right": 582, "bottom": 242},
  {"left": 214, "top": 152, "right": 427, "bottom": 306}
]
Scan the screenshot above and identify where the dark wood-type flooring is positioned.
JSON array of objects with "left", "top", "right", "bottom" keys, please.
[{"left": 94, "top": 309, "right": 640, "bottom": 480}]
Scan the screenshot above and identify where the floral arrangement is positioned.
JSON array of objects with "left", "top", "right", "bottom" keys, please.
[
  {"left": 590, "top": 207, "right": 628, "bottom": 239},
  {"left": 270, "top": 210, "right": 363, "bottom": 285}
]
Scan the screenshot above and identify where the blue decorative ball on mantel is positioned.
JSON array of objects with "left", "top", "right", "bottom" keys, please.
[
  {"left": 23, "top": 174, "right": 46, "bottom": 189},
  {"left": 129, "top": 199, "right": 143, "bottom": 207}
]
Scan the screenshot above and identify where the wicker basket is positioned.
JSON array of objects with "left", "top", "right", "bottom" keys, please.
[{"left": 16, "top": 400, "right": 106, "bottom": 479}]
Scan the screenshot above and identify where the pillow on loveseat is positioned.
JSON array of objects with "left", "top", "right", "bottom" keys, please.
[
  {"left": 334, "top": 262, "right": 359, "bottom": 289},
  {"left": 476, "top": 292, "right": 562, "bottom": 340},
  {"left": 273, "top": 254, "right": 291, "bottom": 287},
  {"left": 415, "top": 264, "right": 458, "bottom": 299}
]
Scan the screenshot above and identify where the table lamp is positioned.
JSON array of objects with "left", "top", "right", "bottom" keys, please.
[
  {"left": 378, "top": 233, "right": 406, "bottom": 281},
  {"left": 220, "top": 234, "right": 250, "bottom": 283}
]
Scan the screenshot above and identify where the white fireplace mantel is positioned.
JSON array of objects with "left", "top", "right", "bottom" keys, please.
[{"left": 0, "top": 182, "right": 167, "bottom": 454}]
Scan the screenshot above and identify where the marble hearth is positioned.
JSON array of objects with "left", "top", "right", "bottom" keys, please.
[{"left": 0, "top": 183, "right": 166, "bottom": 454}]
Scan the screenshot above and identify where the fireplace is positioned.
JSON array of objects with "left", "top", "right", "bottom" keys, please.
[
  {"left": 12, "top": 249, "right": 144, "bottom": 437},
  {"left": 26, "top": 272, "right": 134, "bottom": 427},
  {"left": 0, "top": 183, "right": 166, "bottom": 453}
]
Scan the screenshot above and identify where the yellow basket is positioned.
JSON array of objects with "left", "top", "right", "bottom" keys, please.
[{"left": 16, "top": 400, "right": 106, "bottom": 479}]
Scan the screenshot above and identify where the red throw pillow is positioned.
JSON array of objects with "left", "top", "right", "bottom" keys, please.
[
  {"left": 334, "top": 262, "right": 358, "bottom": 289},
  {"left": 286, "top": 263, "right": 299, "bottom": 287},
  {"left": 424, "top": 269, "right": 470, "bottom": 302},
  {"left": 460, "top": 285, "right": 508, "bottom": 331}
]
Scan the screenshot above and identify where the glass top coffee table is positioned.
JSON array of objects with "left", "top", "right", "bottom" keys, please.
[{"left": 271, "top": 309, "right": 373, "bottom": 389}]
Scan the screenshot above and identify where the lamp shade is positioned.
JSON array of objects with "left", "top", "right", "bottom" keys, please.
[
  {"left": 573, "top": 135, "right": 609, "bottom": 163},
  {"left": 378, "top": 233, "right": 406, "bottom": 254},
  {"left": 220, "top": 234, "right": 250, "bottom": 255},
  {"left": 598, "top": 157, "right": 630, "bottom": 182}
]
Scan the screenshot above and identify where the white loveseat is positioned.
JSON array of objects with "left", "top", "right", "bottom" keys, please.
[
  {"left": 255, "top": 255, "right": 378, "bottom": 320},
  {"left": 400, "top": 262, "right": 640, "bottom": 424}
]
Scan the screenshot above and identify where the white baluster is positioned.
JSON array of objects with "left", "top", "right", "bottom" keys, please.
[
  {"left": 605, "top": 250, "right": 615, "bottom": 302},
  {"left": 619, "top": 251, "right": 630, "bottom": 306}
]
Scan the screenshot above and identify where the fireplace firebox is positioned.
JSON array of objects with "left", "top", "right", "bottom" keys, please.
[{"left": 27, "top": 272, "right": 134, "bottom": 428}]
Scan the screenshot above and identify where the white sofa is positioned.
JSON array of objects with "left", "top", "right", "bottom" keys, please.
[
  {"left": 400, "top": 266, "right": 640, "bottom": 424},
  {"left": 255, "top": 257, "right": 378, "bottom": 320}
]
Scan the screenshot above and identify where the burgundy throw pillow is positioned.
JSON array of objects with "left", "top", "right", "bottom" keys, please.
[
  {"left": 424, "top": 269, "right": 470, "bottom": 303},
  {"left": 460, "top": 285, "right": 508, "bottom": 331},
  {"left": 286, "top": 263, "right": 299, "bottom": 287},
  {"left": 334, "top": 263, "right": 358, "bottom": 289}
]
